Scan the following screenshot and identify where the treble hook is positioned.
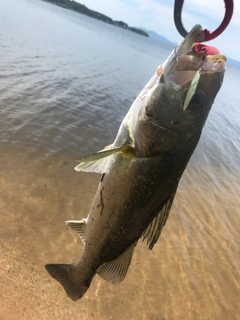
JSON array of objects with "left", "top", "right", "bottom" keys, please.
[{"left": 174, "top": 0, "right": 234, "bottom": 41}]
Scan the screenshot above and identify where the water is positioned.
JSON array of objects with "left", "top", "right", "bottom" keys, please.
[{"left": 0, "top": 0, "right": 240, "bottom": 319}]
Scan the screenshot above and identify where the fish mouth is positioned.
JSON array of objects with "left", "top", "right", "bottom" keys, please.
[
  {"left": 160, "top": 25, "right": 226, "bottom": 87},
  {"left": 168, "top": 55, "right": 226, "bottom": 87},
  {"left": 175, "top": 54, "right": 226, "bottom": 72},
  {"left": 157, "top": 25, "right": 226, "bottom": 113},
  {"left": 161, "top": 24, "right": 204, "bottom": 79}
]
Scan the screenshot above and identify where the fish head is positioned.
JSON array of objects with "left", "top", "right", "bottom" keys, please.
[{"left": 135, "top": 25, "right": 226, "bottom": 156}]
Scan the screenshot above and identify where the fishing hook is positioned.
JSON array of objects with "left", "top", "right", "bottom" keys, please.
[{"left": 174, "top": 0, "right": 234, "bottom": 41}]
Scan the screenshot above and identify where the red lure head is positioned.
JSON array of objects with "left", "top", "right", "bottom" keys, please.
[{"left": 192, "top": 43, "right": 220, "bottom": 56}]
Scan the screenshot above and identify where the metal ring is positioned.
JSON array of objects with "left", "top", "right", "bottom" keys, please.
[{"left": 174, "top": 0, "right": 234, "bottom": 41}]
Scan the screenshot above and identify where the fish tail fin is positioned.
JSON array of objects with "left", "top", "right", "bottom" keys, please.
[{"left": 45, "top": 263, "right": 89, "bottom": 301}]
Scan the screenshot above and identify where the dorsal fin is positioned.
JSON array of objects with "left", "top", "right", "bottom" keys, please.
[
  {"left": 142, "top": 192, "right": 176, "bottom": 250},
  {"left": 97, "top": 241, "right": 137, "bottom": 284},
  {"left": 65, "top": 219, "right": 87, "bottom": 244}
]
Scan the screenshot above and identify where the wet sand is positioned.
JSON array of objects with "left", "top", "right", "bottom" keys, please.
[{"left": 1, "top": 146, "right": 239, "bottom": 320}]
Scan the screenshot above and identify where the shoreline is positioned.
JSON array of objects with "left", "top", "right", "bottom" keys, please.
[{"left": 41, "top": 0, "right": 149, "bottom": 37}]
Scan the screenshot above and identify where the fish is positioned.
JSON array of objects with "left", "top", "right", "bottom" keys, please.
[{"left": 45, "top": 24, "right": 226, "bottom": 301}]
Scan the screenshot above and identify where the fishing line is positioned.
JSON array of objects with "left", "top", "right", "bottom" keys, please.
[{"left": 178, "top": 188, "right": 240, "bottom": 286}]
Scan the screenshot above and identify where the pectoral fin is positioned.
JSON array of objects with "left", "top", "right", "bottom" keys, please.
[
  {"left": 74, "top": 146, "right": 135, "bottom": 173},
  {"left": 97, "top": 241, "right": 137, "bottom": 284},
  {"left": 142, "top": 191, "right": 176, "bottom": 249}
]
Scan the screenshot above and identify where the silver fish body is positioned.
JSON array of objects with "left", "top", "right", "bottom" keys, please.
[{"left": 46, "top": 25, "right": 226, "bottom": 301}]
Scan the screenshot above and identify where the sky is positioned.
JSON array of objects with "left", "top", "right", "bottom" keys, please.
[{"left": 76, "top": 0, "right": 240, "bottom": 61}]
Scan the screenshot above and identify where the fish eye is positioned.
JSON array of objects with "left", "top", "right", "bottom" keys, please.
[{"left": 190, "top": 90, "right": 206, "bottom": 104}]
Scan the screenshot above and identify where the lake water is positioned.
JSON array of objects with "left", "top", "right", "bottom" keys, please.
[{"left": 0, "top": 0, "right": 240, "bottom": 319}]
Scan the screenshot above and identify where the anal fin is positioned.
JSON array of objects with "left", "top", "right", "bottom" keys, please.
[
  {"left": 142, "top": 191, "right": 176, "bottom": 250},
  {"left": 65, "top": 219, "right": 87, "bottom": 244},
  {"left": 97, "top": 241, "right": 137, "bottom": 284}
]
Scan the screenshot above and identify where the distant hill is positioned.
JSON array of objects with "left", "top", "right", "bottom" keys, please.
[
  {"left": 227, "top": 58, "right": 240, "bottom": 68},
  {"left": 139, "top": 28, "right": 176, "bottom": 46},
  {"left": 42, "top": 0, "right": 149, "bottom": 37}
]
